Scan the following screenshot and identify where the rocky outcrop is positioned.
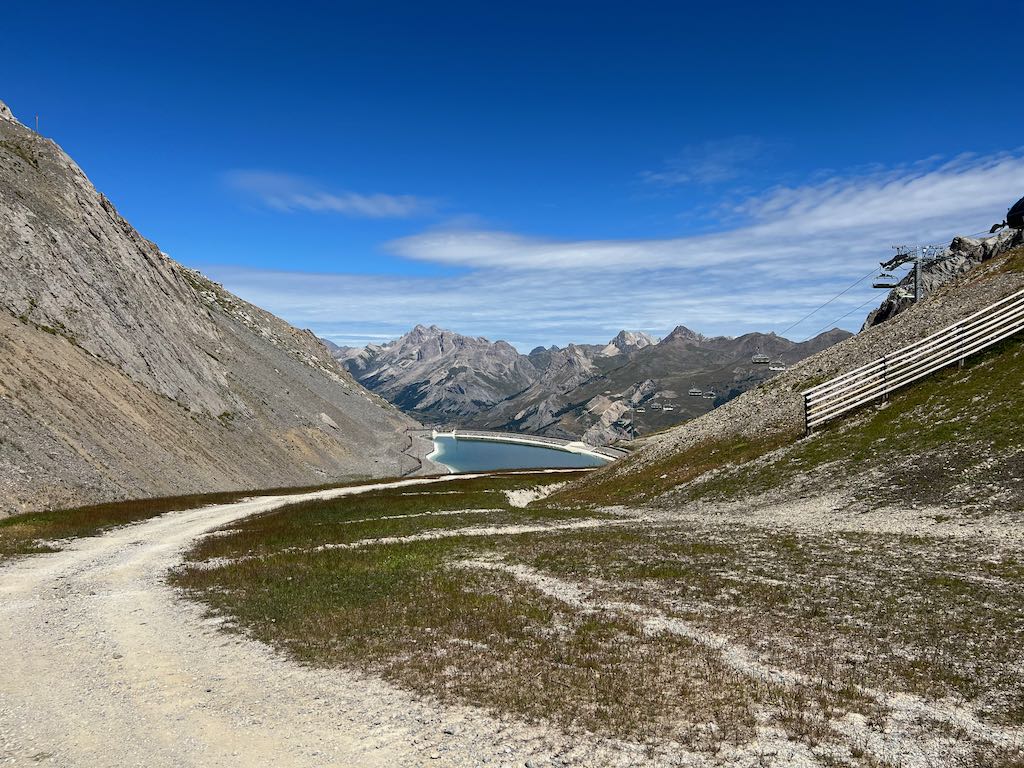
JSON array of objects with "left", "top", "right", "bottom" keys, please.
[
  {"left": 0, "top": 99, "right": 415, "bottom": 516},
  {"left": 863, "top": 231, "right": 1023, "bottom": 329}
]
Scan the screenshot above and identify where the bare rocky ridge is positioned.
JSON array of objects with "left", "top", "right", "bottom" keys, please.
[
  {"left": 0, "top": 99, "right": 416, "bottom": 516},
  {"left": 863, "top": 231, "right": 1022, "bottom": 328},
  {"left": 339, "top": 322, "right": 851, "bottom": 445}
]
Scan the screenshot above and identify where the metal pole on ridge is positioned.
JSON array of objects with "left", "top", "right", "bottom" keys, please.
[
  {"left": 881, "top": 355, "right": 888, "bottom": 402},
  {"left": 914, "top": 253, "right": 922, "bottom": 303}
]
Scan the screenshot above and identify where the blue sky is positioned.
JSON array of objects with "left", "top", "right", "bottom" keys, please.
[{"left": 4, "top": 1, "right": 1022, "bottom": 349}]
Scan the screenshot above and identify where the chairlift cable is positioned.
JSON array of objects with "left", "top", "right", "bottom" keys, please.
[
  {"left": 778, "top": 225, "right": 1003, "bottom": 339},
  {"left": 803, "top": 295, "right": 882, "bottom": 342},
  {"left": 778, "top": 268, "right": 879, "bottom": 338}
]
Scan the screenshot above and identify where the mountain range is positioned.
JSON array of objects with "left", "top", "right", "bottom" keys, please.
[{"left": 334, "top": 323, "right": 851, "bottom": 444}]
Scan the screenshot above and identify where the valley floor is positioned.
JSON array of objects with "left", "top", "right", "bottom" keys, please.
[
  {"left": 2, "top": 476, "right": 1022, "bottom": 767},
  {"left": 0, "top": 478, "right": 586, "bottom": 768}
]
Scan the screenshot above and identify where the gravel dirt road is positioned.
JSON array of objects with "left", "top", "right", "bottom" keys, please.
[{"left": 0, "top": 478, "right": 585, "bottom": 768}]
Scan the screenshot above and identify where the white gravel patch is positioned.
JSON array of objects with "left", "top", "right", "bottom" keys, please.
[
  {"left": 0, "top": 478, "right": 638, "bottom": 768},
  {"left": 503, "top": 482, "right": 567, "bottom": 508}
]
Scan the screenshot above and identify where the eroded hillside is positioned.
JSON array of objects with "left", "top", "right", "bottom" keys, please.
[{"left": 0, "top": 100, "right": 415, "bottom": 515}]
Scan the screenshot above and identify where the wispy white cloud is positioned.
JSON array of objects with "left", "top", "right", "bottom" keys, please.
[
  {"left": 388, "top": 153, "right": 1024, "bottom": 271},
  {"left": 204, "top": 151, "right": 1024, "bottom": 349},
  {"left": 640, "top": 136, "right": 769, "bottom": 187},
  {"left": 204, "top": 263, "right": 831, "bottom": 351},
  {"left": 224, "top": 170, "right": 434, "bottom": 218}
]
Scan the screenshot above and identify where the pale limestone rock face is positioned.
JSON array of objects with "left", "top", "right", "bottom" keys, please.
[
  {"left": 600, "top": 330, "right": 657, "bottom": 357},
  {"left": 863, "top": 231, "right": 1023, "bottom": 329}
]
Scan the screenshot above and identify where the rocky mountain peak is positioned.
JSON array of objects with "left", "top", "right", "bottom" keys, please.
[
  {"left": 407, "top": 323, "right": 440, "bottom": 340},
  {"left": 662, "top": 325, "right": 704, "bottom": 345},
  {"left": 340, "top": 314, "right": 853, "bottom": 443},
  {"left": 391, "top": 324, "right": 495, "bottom": 356},
  {"left": 337, "top": 324, "right": 539, "bottom": 419},
  {"left": 601, "top": 330, "right": 657, "bottom": 357}
]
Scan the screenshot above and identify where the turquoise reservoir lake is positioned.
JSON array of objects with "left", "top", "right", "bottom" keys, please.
[{"left": 429, "top": 436, "right": 610, "bottom": 472}]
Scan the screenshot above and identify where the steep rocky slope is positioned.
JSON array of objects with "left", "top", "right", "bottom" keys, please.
[
  {"left": 340, "top": 322, "right": 850, "bottom": 445},
  {"left": 567, "top": 234, "right": 1024, "bottom": 507},
  {"left": 0, "top": 100, "right": 415, "bottom": 516}
]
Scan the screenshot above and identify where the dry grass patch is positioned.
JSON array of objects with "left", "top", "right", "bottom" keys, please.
[
  {"left": 171, "top": 475, "right": 775, "bottom": 750},
  {"left": 0, "top": 477, "right": 382, "bottom": 562},
  {"left": 182, "top": 472, "right": 597, "bottom": 563},
  {"left": 503, "top": 524, "right": 1024, "bottom": 726},
  {"left": 176, "top": 539, "right": 763, "bottom": 748},
  {"left": 553, "top": 431, "right": 794, "bottom": 509}
]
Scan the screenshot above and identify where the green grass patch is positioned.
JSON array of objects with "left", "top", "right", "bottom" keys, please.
[
  {"left": 182, "top": 472, "right": 593, "bottom": 563},
  {"left": 681, "top": 336, "right": 1024, "bottom": 510},
  {"left": 554, "top": 430, "right": 794, "bottom": 508},
  {"left": 170, "top": 473, "right": 1024, "bottom": 758},
  {"left": 176, "top": 535, "right": 767, "bottom": 746},
  {"left": 170, "top": 477, "right": 769, "bottom": 747},
  {"left": 996, "top": 245, "right": 1024, "bottom": 274}
]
